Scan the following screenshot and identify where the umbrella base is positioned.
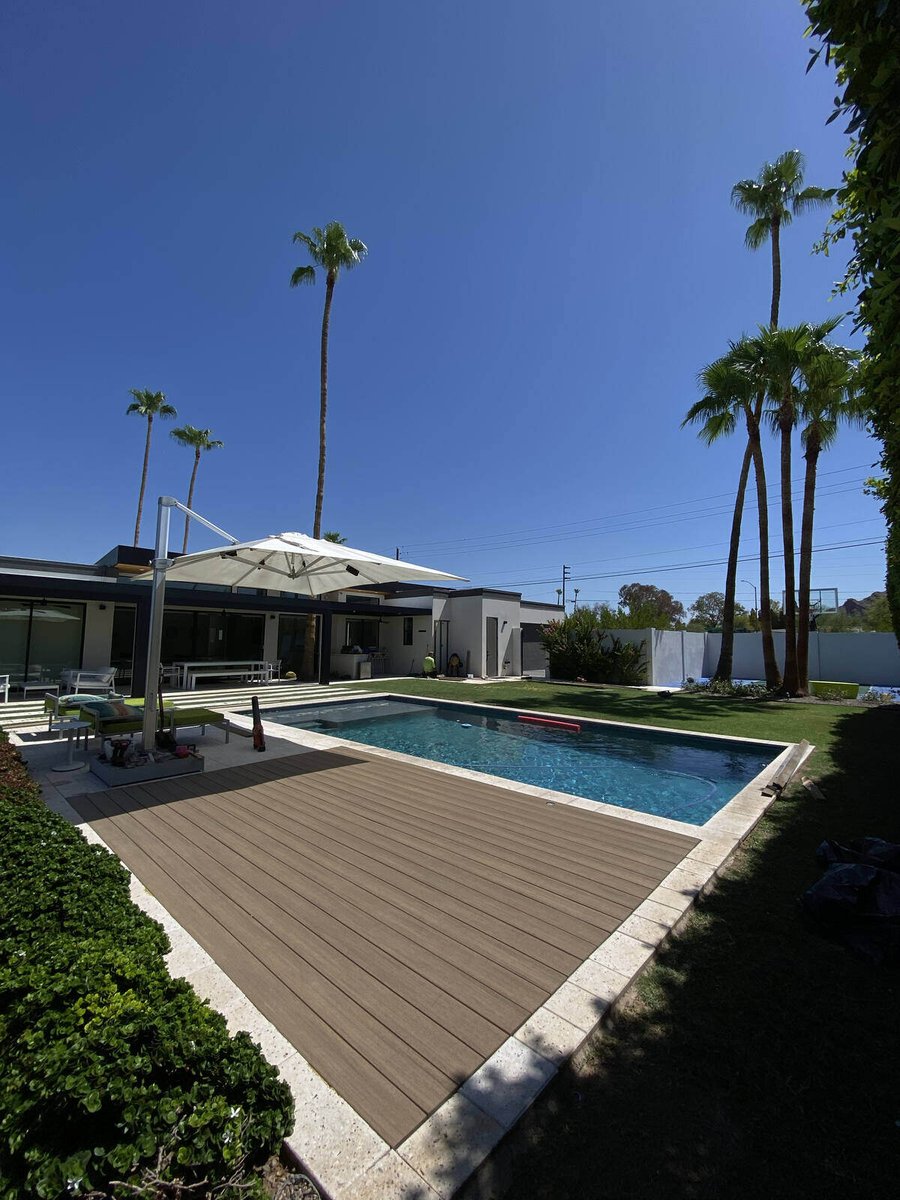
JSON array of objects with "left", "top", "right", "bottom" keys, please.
[{"left": 91, "top": 753, "right": 204, "bottom": 787}]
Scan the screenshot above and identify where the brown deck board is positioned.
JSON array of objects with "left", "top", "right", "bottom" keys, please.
[{"left": 71, "top": 749, "right": 698, "bottom": 1147}]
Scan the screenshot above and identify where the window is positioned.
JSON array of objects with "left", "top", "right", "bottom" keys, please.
[
  {"left": 344, "top": 618, "right": 379, "bottom": 651},
  {"left": 402, "top": 617, "right": 413, "bottom": 646}
]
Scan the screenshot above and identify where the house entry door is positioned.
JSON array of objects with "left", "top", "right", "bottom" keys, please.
[
  {"left": 485, "top": 616, "right": 499, "bottom": 676},
  {"left": 433, "top": 620, "right": 449, "bottom": 672}
]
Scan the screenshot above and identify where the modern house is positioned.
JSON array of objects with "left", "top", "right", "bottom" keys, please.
[{"left": 0, "top": 546, "right": 560, "bottom": 691}]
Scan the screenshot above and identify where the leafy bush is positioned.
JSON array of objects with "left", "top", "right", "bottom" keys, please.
[
  {"left": 0, "top": 732, "right": 294, "bottom": 1199},
  {"left": 541, "top": 610, "right": 647, "bottom": 685},
  {"left": 681, "top": 678, "right": 769, "bottom": 699}
]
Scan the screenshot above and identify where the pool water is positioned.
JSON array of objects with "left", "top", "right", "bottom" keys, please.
[{"left": 261, "top": 699, "right": 780, "bottom": 824}]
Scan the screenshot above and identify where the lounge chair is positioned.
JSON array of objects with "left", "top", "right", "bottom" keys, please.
[
  {"left": 75, "top": 696, "right": 230, "bottom": 744},
  {"left": 60, "top": 669, "right": 118, "bottom": 696}
]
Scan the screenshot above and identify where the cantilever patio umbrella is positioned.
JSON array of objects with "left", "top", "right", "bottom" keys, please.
[
  {"left": 134, "top": 500, "right": 465, "bottom": 749},
  {"left": 154, "top": 531, "right": 465, "bottom": 595}
]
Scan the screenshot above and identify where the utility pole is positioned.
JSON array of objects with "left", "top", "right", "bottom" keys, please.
[{"left": 561, "top": 564, "right": 571, "bottom": 608}]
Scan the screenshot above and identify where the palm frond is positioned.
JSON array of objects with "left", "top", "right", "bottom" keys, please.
[
  {"left": 792, "top": 184, "right": 836, "bottom": 214},
  {"left": 744, "top": 216, "right": 772, "bottom": 249},
  {"left": 171, "top": 424, "right": 223, "bottom": 451},
  {"left": 125, "top": 389, "right": 175, "bottom": 419},
  {"left": 290, "top": 265, "right": 316, "bottom": 287}
]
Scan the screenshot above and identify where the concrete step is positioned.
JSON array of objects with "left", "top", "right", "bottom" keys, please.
[{"left": 0, "top": 682, "right": 363, "bottom": 731}]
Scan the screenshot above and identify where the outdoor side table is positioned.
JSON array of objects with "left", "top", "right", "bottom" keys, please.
[{"left": 49, "top": 719, "right": 91, "bottom": 772}]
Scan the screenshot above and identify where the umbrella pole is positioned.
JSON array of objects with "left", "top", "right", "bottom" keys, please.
[{"left": 141, "top": 497, "right": 176, "bottom": 750}]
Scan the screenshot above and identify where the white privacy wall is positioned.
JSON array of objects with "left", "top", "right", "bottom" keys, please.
[
  {"left": 651, "top": 630, "right": 706, "bottom": 686},
  {"left": 701, "top": 630, "right": 900, "bottom": 686},
  {"left": 597, "top": 628, "right": 900, "bottom": 686}
]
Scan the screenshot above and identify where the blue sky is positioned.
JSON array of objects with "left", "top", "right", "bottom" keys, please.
[{"left": 1, "top": 0, "right": 885, "bottom": 611}]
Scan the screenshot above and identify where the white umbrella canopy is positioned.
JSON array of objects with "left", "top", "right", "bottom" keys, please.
[{"left": 136, "top": 532, "right": 465, "bottom": 593}]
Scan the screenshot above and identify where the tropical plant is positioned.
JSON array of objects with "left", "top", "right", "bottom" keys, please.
[
  {"left": 731, "top": 150, "right": 834, "bottom": 329},
  {"left": 323, "top": 530, "right": 347, "bottom": 544},
  {"left": 291, "top": 221, "right": 367, "bottom": 678},
  {"left": 170, "top": 425, "right": 224, "bottom": 553},
  {"left": 683, "top": 347, "right": 782, "bottom": 689},
  {"left": 740, "top": 318, "right": 842, "bottom": 694},
  {"left": 804, "top": 2, "right": 900, "bottom": 642},
  {"left": 126, "top": 389, "right": 176, "bottom": 546},
  {"left": 796, "top": 342, "right": 862, "bottom": 687},
  {"left": 540, "top": 609, "right": 647, "bottom": 685},
  {"left": 290, "top": 222, "right": 367, "bottom": 540}
]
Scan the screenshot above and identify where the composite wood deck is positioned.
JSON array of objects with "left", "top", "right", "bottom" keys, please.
[{"left": 71, "top": 749, "right": 698, "bottom": 1146}]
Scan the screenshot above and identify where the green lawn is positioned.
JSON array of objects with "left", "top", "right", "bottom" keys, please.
[{"left": 348, "top": 680, "right": 899, "bottom": 1198}]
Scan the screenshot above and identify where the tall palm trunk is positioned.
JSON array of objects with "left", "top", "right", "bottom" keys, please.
[
  {"left": 747, "top": 403, "right": 781, "bottom": 690},
  {"left": 769, "top": 217, "right": 781, "bottom": 330},
  {"left": 713, "top": 439, "right": 753, "bottom": 681},
  {"left": 778, "top": 399, "right": 800, "bottom": 694},
  {"left": 796, "top": 433, "right": 821, "bottom": 694},
  {"left": 301, "top": 269, "right": 336, "bottom": 681},
  {"left": 182, "top": 449, "right": 201, "bottom": 554},
  {"left": 313, "top": 270, "right": 335, "bottom": 540},
  {"left": 133, "top": 415, "right": 154, "bottom": 546}
]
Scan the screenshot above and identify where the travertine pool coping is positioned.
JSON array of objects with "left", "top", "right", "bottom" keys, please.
[{"left": 18, "top": 694, "right": 813, "bottom": 1200}]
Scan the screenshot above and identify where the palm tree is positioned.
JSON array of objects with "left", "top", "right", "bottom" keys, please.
[
  {"left": 290, "top": 222, "right": 367, "bottom": 540},
  {"left": 169, "top": 426, "right": 224, "bottom": 553},
  {"left": 739, "top": 318, "right": 841, "bottom": 694},
  {"left": 127, "top": 389, "right": 177, "bottom": 546},
  {"left": 291, "top": 222, "right": 366, "bottom": 679},
  {"left": 796, "top": 343, "right": 862, "bottom": 691},
  {"left": 684, "top": 348, "right": 781, "bottom": 689},
  {"left": 731, "top": 150, "right": 833, "bottom": 329},
  {"left": 323, "top": 531, "right": 347, "bottom": 544}
]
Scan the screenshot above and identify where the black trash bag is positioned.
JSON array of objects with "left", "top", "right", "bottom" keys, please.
[
  {"left": 800, "top": 862, "right": 900, "bottom": 966},
  {"left": 816, "top": 837, "right": 900, "bottom": 873}
]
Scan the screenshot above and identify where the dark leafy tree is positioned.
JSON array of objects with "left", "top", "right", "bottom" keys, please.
[
  {"left": 804, "top": 2, "right": 900, "bottom": 643},
  {"left": 617, "top": 583, "right": 684, "bottom": 628}
]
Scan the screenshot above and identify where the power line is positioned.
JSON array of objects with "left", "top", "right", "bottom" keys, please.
[
  {"left": 477, "top": 536, "right": 886, "bottom": 591},
  {"left": 404, "top": 476, "right": 874, "bottom": 559},
  {"left": 398, "top": 463, "right": 873, "bottom": 554}
]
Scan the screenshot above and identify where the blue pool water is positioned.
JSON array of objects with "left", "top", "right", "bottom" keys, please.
[{"left": 260, "top": 699, "right": 780, "bottom": 824}]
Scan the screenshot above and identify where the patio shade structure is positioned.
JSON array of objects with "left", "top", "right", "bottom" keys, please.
[{"left": 135, "top": 497, "right": 465, "bottom": 749}]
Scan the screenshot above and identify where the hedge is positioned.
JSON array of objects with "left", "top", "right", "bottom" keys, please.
[
  {"left": 0, "top": 733, "right": 294, "bottom": 1198},
  {"left": 803, "top": 1, "right": 900, "bottom": 642}
]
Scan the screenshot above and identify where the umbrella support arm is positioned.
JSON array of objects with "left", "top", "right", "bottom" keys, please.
[{"left": 141, "top": 498, "right": 239, "bottom": 749}]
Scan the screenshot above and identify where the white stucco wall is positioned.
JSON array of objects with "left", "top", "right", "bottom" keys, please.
[
  {"left": 702, "top": 630, "right": 900, "bottom": 686},
  {"left": 650, "top": 630, "right": 706, "bottom": 686}
]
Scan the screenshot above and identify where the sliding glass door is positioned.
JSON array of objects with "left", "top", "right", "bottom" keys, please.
[{"left": 0, "top": 600, "right": 85, "bottom": 684}]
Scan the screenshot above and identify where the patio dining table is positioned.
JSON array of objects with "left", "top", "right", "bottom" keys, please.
[{"left": 171, "top": 660, "right": 270, "bottom": 690}]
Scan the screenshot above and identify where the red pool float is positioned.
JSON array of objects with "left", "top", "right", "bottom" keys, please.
[{"left": 517, "top": 714, "right": 581, "bottom": 733}]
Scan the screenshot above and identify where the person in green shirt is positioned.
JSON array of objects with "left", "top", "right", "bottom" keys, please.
[{"left": 423, "top": 652, "right": 437, "bottom": 678}]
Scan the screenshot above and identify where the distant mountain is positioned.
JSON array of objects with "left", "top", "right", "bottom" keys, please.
[{"left": 840, "top": 591, "right": 886, "bottom": 616}]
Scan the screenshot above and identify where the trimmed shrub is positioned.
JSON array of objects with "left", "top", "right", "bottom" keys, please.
[
  {"left": 0, "top": 732, "right": 294, "bottom": 1198},
  {"left": 681, "top": 678, "right": 769, "bottom": 699}
]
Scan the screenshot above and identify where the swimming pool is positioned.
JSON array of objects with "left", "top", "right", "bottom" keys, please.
[{"left": 256, "top": 697, "right": 782, "bottom": 824}]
